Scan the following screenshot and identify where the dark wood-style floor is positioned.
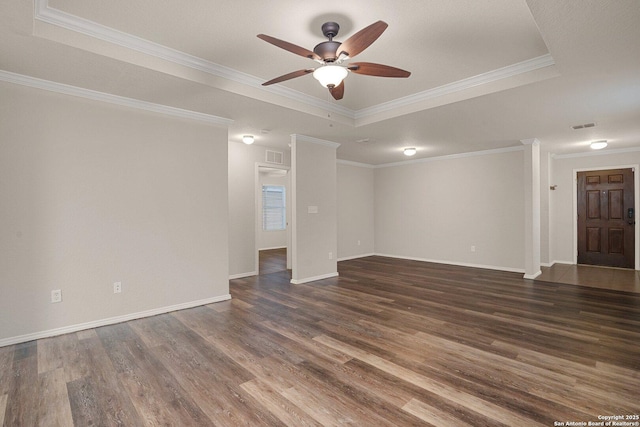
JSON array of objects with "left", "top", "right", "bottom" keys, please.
[
  {"left": 259, "top": 248, "right": 287, "bottom": 275},
  {"left": 539, "top": 263, "right": 640, "bottom": 293},
  {"left": 2, "top": 256, "right": 639, "bottom": 425}
]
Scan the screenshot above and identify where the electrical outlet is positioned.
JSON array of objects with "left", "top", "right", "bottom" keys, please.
[
  {"left": 113, "top": 281, "right": 122, "bottom": 294},
  {"left": 329, "top": 252, "right": 333, "bottom": 260},
  {"left": 51, "top": 289, "right": 62, "bottom": 303}
]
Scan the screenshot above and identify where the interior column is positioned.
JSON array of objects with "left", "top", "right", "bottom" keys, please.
[{"left": 522, "top": 138, "right": 541, "bottom": 279}]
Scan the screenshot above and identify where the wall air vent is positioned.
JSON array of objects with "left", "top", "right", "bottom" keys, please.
[
  {"left": 265, "top": 150, "right": 284, "bottom": 165},
  {"left": 572, "top": 122, "right": 596, "bottom": 130}
]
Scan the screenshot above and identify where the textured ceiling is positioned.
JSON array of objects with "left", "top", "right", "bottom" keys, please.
[{"left": 2, "top": 0, "right": 640, "bottom": 164}]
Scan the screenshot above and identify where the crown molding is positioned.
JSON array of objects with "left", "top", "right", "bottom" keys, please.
[
  {"left": 551, "top": 146, "right": 640, "bottom": 159},
  {"left": 375, "top": 145, "right": 525, "bottom": 168},
  {"left": 0, "top": 69, "right": 233, "bottom": 126},
  {"left": 34, "top": 0, "right": 353, "bottom": 120},
  {"left": 336, "top": 159, "right": 375, "bottom": 168},
  {"left": 34, "top": 0, "right": 555, "bottom": 127},
  {"left": 292, "top": 134, "right": 341, "bottom": 149},
  {"left": 355, "top": 54, "right": 555, "bottom": 122}
]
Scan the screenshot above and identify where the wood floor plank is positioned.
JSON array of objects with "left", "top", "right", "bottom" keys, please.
[
  {"left": 3, "top": 342, "right": 38, "bottom": 426},
  {"left": 0, "top": 394, "right": 7, "bottom": 426},
  {"left": 37, "top": 367, "right": 74, "bottom": 426},
  {"left": 402, "top": 397, "right": 468, "bottom": 427},
  {"left": 240, "top": 378, "right": 322, "bottom": 427}
]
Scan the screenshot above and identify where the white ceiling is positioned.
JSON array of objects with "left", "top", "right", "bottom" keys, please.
[{"left": 1, "top": 0, "right": 640, "bottom": 165}]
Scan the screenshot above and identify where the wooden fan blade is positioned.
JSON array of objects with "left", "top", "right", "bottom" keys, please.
[
  {"left": 337, "top": 21, "right": 388, "bottom": 58},
  {"left": 257, "top": 34, "right": 321, "bottom": 61},
  {"left": 329, "top": 81, "right": 344, "bottom": 100},
  {"left": 262, "top": 69, "right": 314, "bottom": 86},
  {"left": 348, "top": 62, "right": 411, "bottom": 78}
]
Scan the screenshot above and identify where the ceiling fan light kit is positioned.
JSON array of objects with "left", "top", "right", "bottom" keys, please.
[
  {"left": 313, "top": 65, "right": 348, "bottom": 88},
  {"left": 258, "top": 20, "right": 410, "bottom": 100}
]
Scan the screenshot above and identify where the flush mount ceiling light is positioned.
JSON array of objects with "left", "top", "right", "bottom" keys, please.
[
  {"left": 590, "top": 140, "right": 607, "bottom": 150},
  {"left": 242, "top": 135, "right": 255, "bottom": 145},
  {"left": 403, "top": 147, "right": 417, "bottom": 156}
]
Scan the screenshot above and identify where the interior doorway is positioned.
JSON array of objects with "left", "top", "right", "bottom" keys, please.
[
  {"left": 577, "top": 168, "right": 635, "bottom": 268},
  {"left": 259, "top": 248, "right": 288, "bottom": 275},
  {"left": 255, "top": 164, "right": 291, "bottom": 276}
]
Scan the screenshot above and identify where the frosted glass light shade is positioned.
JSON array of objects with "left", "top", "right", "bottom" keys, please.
[
  {"left": 242, "top": 135, "right": 254, "bottom": 145},
  {"left": 404, "top": 147, "right": 417, "bottom": 156},
  {"left": 590, "top": 140, "right": 607, "bottom": 150},
  {"left": 313, "top": 65, "right": 348, "bottom": 88}
]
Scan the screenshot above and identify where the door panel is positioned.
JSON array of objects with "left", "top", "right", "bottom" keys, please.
[{"left": 577, "top": 168, "right": 634, "bottom": 268}]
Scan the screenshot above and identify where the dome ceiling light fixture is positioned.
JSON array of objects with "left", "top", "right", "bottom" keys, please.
[
  {"left": 242, "top": 135, "right": 255, "bottom": 145},
  {"left": 590, "top": 140, "right": 607, "bottom": 150},
  {"left": 404, "top": 147, "right": 417, "bottom": 156}
]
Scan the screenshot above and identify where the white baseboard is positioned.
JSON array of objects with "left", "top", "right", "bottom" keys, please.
[
  {"left": 373, "top": 253, "right": 526, "bottom": 274},
  {"left": 291, "top": 272, "right": 339, "bottom": 284},
  {"left": 337, "top": 253, "right": 376, "bottom": 262},
  {"left": 523, "top": 271, "right": 542, "bottom": 280},
  {"left": 229, "top": 271, "right": 257, "bottom": 280},
  {"left": 0, "top": 294, "right": 231, "bottom": 348}
]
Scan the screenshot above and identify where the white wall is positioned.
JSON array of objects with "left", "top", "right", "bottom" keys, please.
[
  {"left": 291, "top": 135, "right": 339, "bottom": 283},
  {"left": 337, "top": 162, "right": 375, "bottom": 260},
  {"left": 549, "top": 149, "right": 640, "bottom": 265},
  {"left": 374, "top": 149, "right": 526, "bottom": 272},
  {"left": 0, "top": 82, "right": 230, "bottom": 344},
  {"left": 258, "top": 171, "right": 288, "bottom": 250},
  {"left": 228, "top": 142, "right": 290, "bottom": 277}
]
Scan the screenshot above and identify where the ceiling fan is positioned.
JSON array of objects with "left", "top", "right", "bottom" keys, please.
[{"left": 257, "top": 21, "right": 411, "bottom": 100}]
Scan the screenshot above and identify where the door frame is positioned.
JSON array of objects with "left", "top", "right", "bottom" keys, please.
[
  {"left": 572, "top": 164, "right": 640, "bottom": 269},
  {"left": 254, "top": 162, "right": 291, "bottom": 275}
]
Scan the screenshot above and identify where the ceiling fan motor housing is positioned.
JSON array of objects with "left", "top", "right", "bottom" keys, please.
[
  {"left": 314, "top": 22, "right": 341, "bottom": 62},
  {"left": 314, "top": 41, "right": 341, "bottom": 62}
]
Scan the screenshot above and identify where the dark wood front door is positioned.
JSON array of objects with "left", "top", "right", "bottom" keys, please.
[{"left": 577, "top": 168, "right": 635, "bottom": 268}]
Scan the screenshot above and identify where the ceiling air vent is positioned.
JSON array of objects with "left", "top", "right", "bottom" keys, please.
[
  {"left": 572, "top": 122, "right": 596, "bottom": 130},
  {"left": 266, "top": 150, "right": 284, "bottom": 165}
]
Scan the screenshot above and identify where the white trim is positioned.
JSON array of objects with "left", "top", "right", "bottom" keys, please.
[
  {"left": 572, "top": 164, "right": 639, "bottom": 269},
  {"left": 552, "top": 147, "right": 640, "bottom": 159},
  {"left": 0, "top": 70, "right": 233, "bottom": 127},
  {"left": 290, "top": 272, "right": 339, "bottom": 284},
  {"left": 521, "top": 138, "right": 541, "bottom": 146},
  {"left": 354, "top": 54, "right": 555, "bottom": 121},
  {"left": 337, "top": 253, "right": 376, "bottom": 262},
  {"left": 375, "top": 145, "right": 524, "bottom": 168},
  {"left": 336, "top": 159, "right": 375, "bottom": 169},
  {"left": 374, "top": 253, "right": 525, "bottom": 274},
  {"left": 523, "top": 271, "right": 542, "bottom": 280},
  {"left": 259, "top": 246, "right": 287, "bottom": 251},
  {"left": 229, "top": 272, "right": 257, "bottom": 280},
  {"left": 292, "top": 134, "right": 341, "bottom": 149},
  {"left": 0, "top": 294, "right": 231, "bottom": 347},
  {"left": 545, "top": 260, "right": 575, "bottom": 267}
]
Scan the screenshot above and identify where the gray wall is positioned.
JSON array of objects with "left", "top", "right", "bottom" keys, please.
[
  {"left": 0, "top": 82, "right": 230, "bottom": 343},
  {"left": 374, "top": 149, "right": 526, "bottom": 272},
  {"left": 337, "top": 162, "right": 375, "bottom": 260},
  {"left": 291, "top": 136, "right": 338, "bottom": 283}
]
